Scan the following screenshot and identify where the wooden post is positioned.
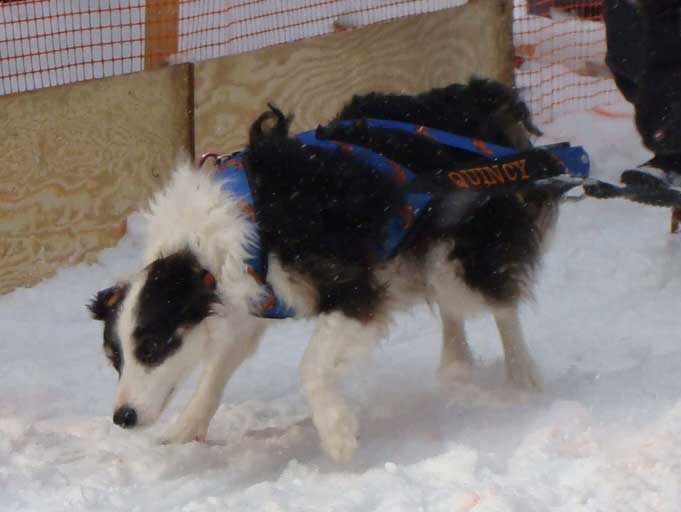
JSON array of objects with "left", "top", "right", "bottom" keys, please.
[
  {"left": 144, "top": 0, "right": 180, "bottom": 70},
  {"left": 143, "top": 0, "right": 195, "bottom": 160}
]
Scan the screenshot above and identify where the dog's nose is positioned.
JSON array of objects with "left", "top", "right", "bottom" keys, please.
[{"left": 113, "top": 406, "right": 137, "bottom": 428}]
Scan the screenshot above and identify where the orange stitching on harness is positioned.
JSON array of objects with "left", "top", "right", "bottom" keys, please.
[
  {"left": 246, "top": 266, "right": 264, "bottom": 285},
  {"left": 415, "top": 126, "right": 435, "bottom": 140},
  {"left": 400, "top": 204, "right": 414, "bottom": 229},
  {"left": 225, "top": 158, "right": 244, "bottom": 169},
  {"left": 239, "top": 201, "right": 257, "bottom": 220},
  {"left": 472, "top": 139, "right": 494, "bottom": 156},
  {"left": 389, "top": 160, "right": 408, "bottom": 185}
]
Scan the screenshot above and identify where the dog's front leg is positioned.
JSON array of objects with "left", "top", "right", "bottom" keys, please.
[
  {"left": 162, "top": 318, "right": 266, "bottom": 444},
  {"left": 300, "top": 312, "right": 385, "bottom": 463}
]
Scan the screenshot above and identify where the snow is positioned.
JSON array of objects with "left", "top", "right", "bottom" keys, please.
[{"left": 2, "top": 97, "right": 681, "bottom": 510}]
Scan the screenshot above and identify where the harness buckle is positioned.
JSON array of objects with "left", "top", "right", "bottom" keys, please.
[{"left": 198, "top": 152, "right": 220, "bottom": 169}]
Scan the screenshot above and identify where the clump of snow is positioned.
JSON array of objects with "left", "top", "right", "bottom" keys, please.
[{"left": 2, "top": 100, "right": 681, "bottom": 511}]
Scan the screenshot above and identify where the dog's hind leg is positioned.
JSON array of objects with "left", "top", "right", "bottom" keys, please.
[
  {"left": 437, "top": 308, "right": 473, "bottom": 382},
  {"left": 300, "top": 312, "right": 386, "bottom": 463},
  {"left": 161, "top": 319, "right": 266, "bottom": 444},
  {"left": 425, "top": 246, "right": 477, "bottom": 382},
  {"left": 493, "top": 307, "right": 542, "bottom": 390}
]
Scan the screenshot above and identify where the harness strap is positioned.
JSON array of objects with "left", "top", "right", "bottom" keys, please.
[
  {"left": 217, "top": 132, "right": 432, "bottom": 319},
  {"left": 339, "top": 119, "right": 518, "bottom": 158},
  {"left": 212, "top": 120, "right": 591, "bottom": 319},
  {"left": 329, "top": 119, "right": 591, "bottom": 178},
  {"left": 295, "top": 132, "right": 431, "bottom": 261},
  {"left": 216, "top": 156, "right": 296, "bottom": 319}
]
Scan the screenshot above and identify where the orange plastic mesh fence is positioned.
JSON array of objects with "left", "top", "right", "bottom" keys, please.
[
  {"left": 0, "top": 1, "right": 465, "bottom": 94},
  {"left": 514, "top": 0, "right": 620, "bottom": 124},
  {"left": 1, "top": 0, "right": 621, "bottom": 123}
]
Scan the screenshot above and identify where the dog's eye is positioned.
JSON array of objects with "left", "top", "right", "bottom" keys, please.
[
  {"left": 136, "top": 338, "right": 162, "bottom": 366},
  {"left": 135, "top": 334, "right": 181, "bottom": 367}
]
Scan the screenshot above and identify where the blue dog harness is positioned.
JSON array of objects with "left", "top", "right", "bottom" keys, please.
[{"left": 208, "top": 120, "right": 590, "bottom": 319}]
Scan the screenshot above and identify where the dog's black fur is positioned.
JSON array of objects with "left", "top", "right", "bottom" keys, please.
[
  {"left": 334, "top": 78, "right": 542, "bottom": 148},
  {"left": 245, "top": 109, "right": 403, "bottom": 319},
  {"left": 133, "top": 250, "right": 219, "bottom": 367},
  {"left": 88, "top": 284, "right": 128, "bottom": 375},
  {"left": 316, "top": 118, "right": 479, "bottom": 177},
  {"left": 89, "top": 252, "right": 219, "bottom": 372},
  {"left": 244, "top": 79, "right": 561, "bottom": 313}
]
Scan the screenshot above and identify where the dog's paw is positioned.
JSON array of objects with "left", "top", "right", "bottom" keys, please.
[
  {"left": 314, "top": 403, "right": 359, "bottom": 463},
  {"left": 506, "top": 353, "right": 542, "bottom": 391},
  {"left": 160, "top": 420, "right": 208, "bottom": 445}
]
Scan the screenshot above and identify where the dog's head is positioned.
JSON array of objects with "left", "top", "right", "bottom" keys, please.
[{"left": 88, "top": 249, "right": 220, "bottom": 429}]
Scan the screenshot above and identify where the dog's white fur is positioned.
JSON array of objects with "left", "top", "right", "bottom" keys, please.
[{"left": 114, "top": 164, "right": 541, "bottom": 460}]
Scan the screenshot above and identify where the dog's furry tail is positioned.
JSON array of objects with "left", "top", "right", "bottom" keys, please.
[
  {"left": 512, "top": 96, "right": 543, "bottom": 138},
  {"left": 249, "top": 103, "right": 293, "bottom": 145}
]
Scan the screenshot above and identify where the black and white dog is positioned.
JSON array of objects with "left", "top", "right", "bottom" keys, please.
[{"left": 89, "top": 78, "right": 563, "bottom": 462}]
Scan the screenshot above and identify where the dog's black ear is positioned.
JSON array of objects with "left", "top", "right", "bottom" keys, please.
[{"left": 88, "top": 285, "right": 126, "bottom": 320}]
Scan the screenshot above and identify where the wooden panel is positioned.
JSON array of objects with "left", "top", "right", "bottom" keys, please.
[
  {"left": 144, "top": 0, "right": 180, "bottom": 70},
  {"left": 195, "top": 0, "right": 513, "bottom": 155},
  {"left": 0, "top": 65, "right": 191, "bottom": 294}
]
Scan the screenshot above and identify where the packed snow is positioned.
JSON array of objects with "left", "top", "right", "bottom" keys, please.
[{"left": 2, "top": 95, "right": 681, "bottom": 510}]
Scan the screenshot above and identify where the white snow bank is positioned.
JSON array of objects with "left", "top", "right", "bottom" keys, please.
[{"left": 2, "top": 105, "right": 681, "bottom": 511}]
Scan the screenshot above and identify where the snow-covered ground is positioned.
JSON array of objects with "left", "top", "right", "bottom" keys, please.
[
  {"left": 2, "top": 3, "right": 674, "bottom": 510},
  {"left": 2, "top": 98, "right": 681, "bottom": 510},
  {"left": 1, "top": 4, "right": 656, "bottom": 509}
]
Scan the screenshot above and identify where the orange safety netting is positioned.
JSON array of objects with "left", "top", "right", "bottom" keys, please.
[
  {"left": 0, "top": 0, "right": 620, "bottom": 123},
  {"left": 513, "top": 0, "right": 620, "bottom": 123}
]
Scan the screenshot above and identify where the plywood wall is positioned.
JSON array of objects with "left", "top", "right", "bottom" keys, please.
[
  {"left": 0, "top": 65, "right": 192, "bottom": 293},
  {"left": 0, "top": 0, "right": 512, "bottom": 295},
  {"left": 195, "top": 0, "right": 513, "bottom": 155}
]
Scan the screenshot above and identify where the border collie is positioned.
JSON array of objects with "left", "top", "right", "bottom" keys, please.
[{"left": 89, "top": 78, "right": 562, "bottom": 462}]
